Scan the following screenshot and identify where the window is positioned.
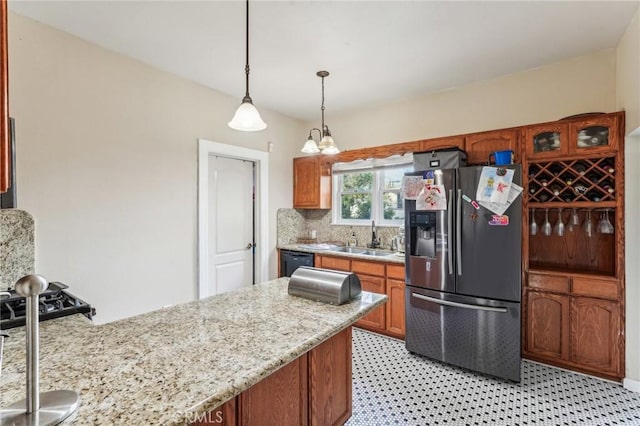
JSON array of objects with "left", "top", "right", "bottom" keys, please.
[{"left": 332, "top": 155, "right": 413, "bottom": 226}]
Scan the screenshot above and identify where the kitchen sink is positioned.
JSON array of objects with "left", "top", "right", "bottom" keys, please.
[
  {"left": 361, "top": 250, "right": 394, "bottom": 257},
  {"left": 329, "top": 247, "right": 394, "bottom": 257},
  {"left": 331, "top": 247, "right": 369, "bottom": 254}
]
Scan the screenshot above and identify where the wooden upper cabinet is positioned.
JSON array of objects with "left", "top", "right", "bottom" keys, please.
[
  {"left": 464, "top": 129, "right": 519, "bottom": 165},
  {"left": 569, "top": 114, "right": 619, "bottom": 155},
  {"left": 1, "top": 0, "right": 9, "bottom": 193},
  {"left": 524, "top": 122, "right": 569, "bottom": 159},
  {"left": 418, "top": 136, "right": 465, "bottom": 152},
  {"left": 293, "top": 156, "right": 331, "bottom": 209}
]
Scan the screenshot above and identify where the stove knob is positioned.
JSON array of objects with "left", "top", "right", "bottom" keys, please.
[{"left": 15, "top": 274, "right": 48, "bottom": 298}]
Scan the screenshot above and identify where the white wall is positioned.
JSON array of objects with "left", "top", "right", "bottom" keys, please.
[
  {"left": 616, "top": 8, "right": 640, "bottom": 386},
  {"left": 8, "top": 12, "right": 304, "bottom": 324},
  {"left": 617, "top": 10, "right": 640, "bottom": 133},
  {"left": 319, "top": 49, "right": 617, "bottom": 149}
]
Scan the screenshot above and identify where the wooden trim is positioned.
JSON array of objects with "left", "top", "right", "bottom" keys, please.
[{"left": 0, "top": 0, "right": 9, "bottom": 193}]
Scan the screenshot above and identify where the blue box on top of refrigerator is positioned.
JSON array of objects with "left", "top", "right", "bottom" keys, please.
[{"left": 404, "top": 165, "right": 522, "bottom": 382}]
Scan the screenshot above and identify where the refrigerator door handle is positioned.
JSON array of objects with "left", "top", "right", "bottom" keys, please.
[
  {"left": 411, "top": 292, "right": 508, "bottom": 313},
  {"left": 456, "top": 189, "right": 462, "bottom": 276},
  {"left": 447, "top": 189, "right": 453, "bottom": 274}
]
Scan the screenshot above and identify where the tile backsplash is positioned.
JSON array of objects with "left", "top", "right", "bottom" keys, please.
[
  {"left": 0, "top": 209, "right": 35, "bottom": 290},
  {"left": 277, "top": 208, "right": 402, "bottom": 250}
]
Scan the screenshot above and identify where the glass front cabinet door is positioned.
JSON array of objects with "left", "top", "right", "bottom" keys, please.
[
  {"left": 525, "top": 123, "right": 568, "bottom": 159},
  {"left": 569, "top": 115, "right": 619, "bottom": 155}
]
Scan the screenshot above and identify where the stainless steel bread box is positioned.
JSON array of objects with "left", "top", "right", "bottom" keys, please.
[{"left": 288, "top": 267, "right": 361, "bottom": 305}]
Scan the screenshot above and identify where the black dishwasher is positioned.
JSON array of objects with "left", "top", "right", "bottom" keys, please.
[{"left": 280, "top": 250, "right": 314, "bottom": 277}]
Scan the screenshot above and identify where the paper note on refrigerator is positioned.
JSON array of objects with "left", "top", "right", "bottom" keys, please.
[
  {"left": 402, "top": 175, "right": 425, "bottom": 200},
  {"left": 416, "top": 184, "right": 447, "bottom": 210},
  {"left": 476, "top": 167, "right": 515, "bottom": 204},
  {"left": 478, "top": 183, "right": 523, "bottom": 216}
]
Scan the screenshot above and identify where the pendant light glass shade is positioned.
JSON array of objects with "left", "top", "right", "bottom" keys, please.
[
  {"left": 320, "top": 136, "right": 340, "bottom": 155},
  {"left": 229, "top": 0, "right": 267, "bottom": 132},
  {"left": 228, "top": 98, "right": 267, "bottom": 131},
  {"left": 301, "top": 137, "right": 320, "bottom": 153}
]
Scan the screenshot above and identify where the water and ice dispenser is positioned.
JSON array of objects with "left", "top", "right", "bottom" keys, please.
[{"left": 408, "top": 211, "right": 441, "bottom": 289}]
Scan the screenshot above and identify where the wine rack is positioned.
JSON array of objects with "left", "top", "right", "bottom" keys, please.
[{"left": 527, "top": 156, "right": 616, "bottom": 206}]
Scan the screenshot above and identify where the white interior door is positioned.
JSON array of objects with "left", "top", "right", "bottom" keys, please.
[{"left": 208, "top": 155, "right": 255, "bottom": 295}]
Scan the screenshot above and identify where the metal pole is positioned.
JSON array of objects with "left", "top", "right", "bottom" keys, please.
[{"left": 25, "top": 290, "right": 40, "bottom": 413}]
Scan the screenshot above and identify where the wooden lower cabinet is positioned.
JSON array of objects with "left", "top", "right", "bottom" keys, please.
[
  {"left": 309, "top": 327, "right": 352, "bottom": 426},
  {"left": 354, "top": 274, "right": 386, "bottom": 332},
  {"left": 525, "top": 290, "right": 569, "bottom": 360},
  {"left": 194, "top": 327, "right": 352, "bottom": 426},
  {"left": 524, "top": 287, "right": 623, "bottom": 380},
  {"left": 241, "top": 354, "right": 309, "bottom": 426},
  {"left": 570, "top": 297, "right": 621, "bottom": 376},
  {"left": 385, "top": 278, "right": 406, "bottom": 338}
]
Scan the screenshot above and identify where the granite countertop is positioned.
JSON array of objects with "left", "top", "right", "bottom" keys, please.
[
  {"left": 278, "top": 243, "right": 405, "bottom": 264},
  {"left": 0, "top": 278, "right": 386, "bottom": 425}
]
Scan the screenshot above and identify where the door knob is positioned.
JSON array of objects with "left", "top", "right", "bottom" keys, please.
[{"left": 246, "top": 243, "right": 255, "bottom": 249}]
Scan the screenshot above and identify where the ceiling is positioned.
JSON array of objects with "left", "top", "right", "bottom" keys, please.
[{"left": 8, "top": 1, "right": 639, "bottom": 122}]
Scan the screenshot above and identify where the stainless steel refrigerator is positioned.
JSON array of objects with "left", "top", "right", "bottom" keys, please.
[{"left": 404, "top": 165, "right": 522, "bottom": 382}]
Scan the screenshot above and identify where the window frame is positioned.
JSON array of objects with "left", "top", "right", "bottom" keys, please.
[{"left": 332, "top": 156, "right": 412, "bottom": 226}]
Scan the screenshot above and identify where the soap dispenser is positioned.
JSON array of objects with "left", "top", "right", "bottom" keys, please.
[{"left": 348, "top": 230, "right": 358, "bottom": 247}]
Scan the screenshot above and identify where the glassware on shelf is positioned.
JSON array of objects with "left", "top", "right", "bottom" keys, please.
[
  {"left": 554, "top": 208, "right": 565, "bottom": 236},
  {"left": 542, "top": 209, "right": 552, "bottom": 237},
  {"left": 568, "top": 208, "right": 580, "bottom": 232},
  {"left": 583, "top": 209, "right": 594, "bottom": 237},
  {"left": 597, "top": 209, "right": 614, "bottom": 234},
  {"left": 530, "top": 208, "right": 538, "bottom": 236}
]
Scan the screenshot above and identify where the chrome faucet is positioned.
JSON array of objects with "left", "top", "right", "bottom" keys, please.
[{"left": 369, "top": 220, "right": 380, "bottom": 249}]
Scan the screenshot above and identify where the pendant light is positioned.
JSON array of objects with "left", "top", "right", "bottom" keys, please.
[
  {"left": 301, "top": 71, "right": 339, "bottom": 155},
  {"left": 228, "top": 0, "right": 267, "bottom": 132}
]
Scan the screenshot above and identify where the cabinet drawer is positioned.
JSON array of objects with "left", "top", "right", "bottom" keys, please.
[
  {"left": 319, "top": 256, "right": 351, "bottom": 272},
  {"left": 351, "top": 260, "right": 386, "bottom": 277},
  {"left": 528, "top": 273, "right": 569, "bottom": 293},
  {"left": 572, "top": 277, "right": 618, "bottom": 300},
  {"left": 386, "top": 264, "right": 405, "bottom": 280}
]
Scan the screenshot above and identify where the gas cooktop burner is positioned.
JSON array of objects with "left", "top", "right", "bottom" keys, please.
[{"left": 0, "top": 281, "right": 95, "bottom": 329}]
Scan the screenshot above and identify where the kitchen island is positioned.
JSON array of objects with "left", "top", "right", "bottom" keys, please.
[{"left": 0, "top": 277, "right": 386, "bottom": 425}]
